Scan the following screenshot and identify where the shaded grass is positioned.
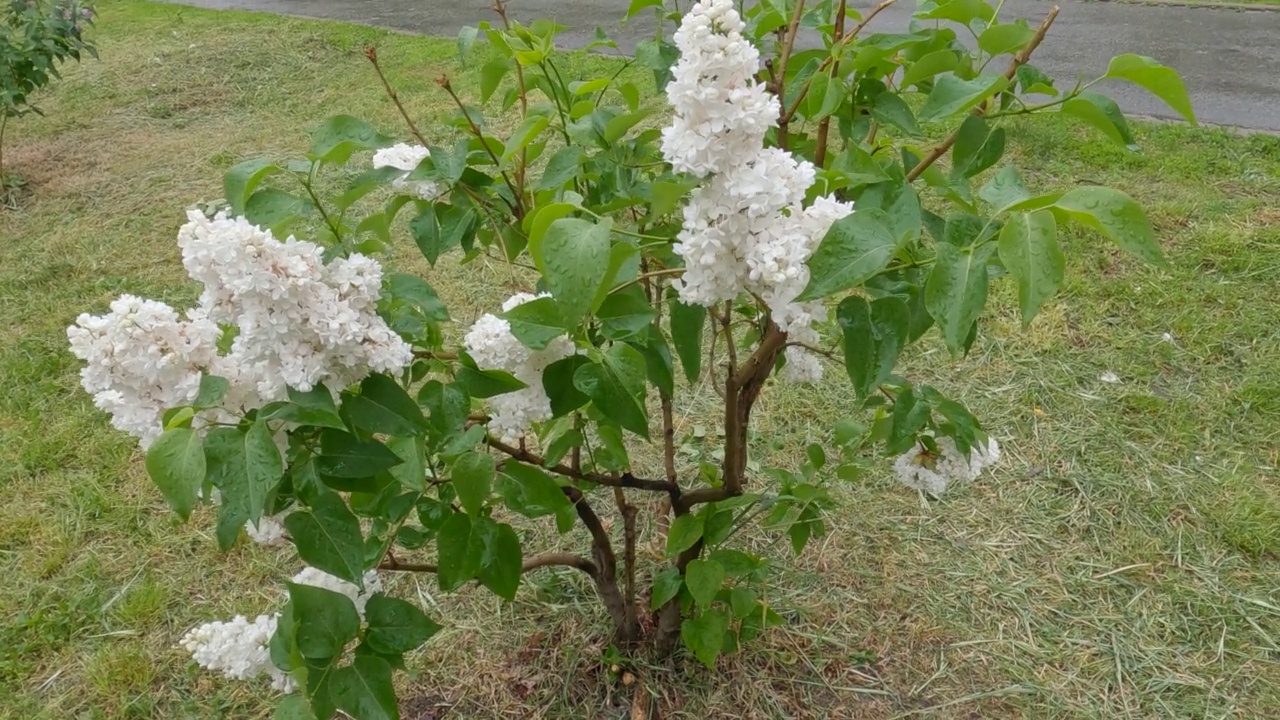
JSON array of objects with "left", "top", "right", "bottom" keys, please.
[{"left": 3, "top": 1, "right": 1280, "bottom": 718}]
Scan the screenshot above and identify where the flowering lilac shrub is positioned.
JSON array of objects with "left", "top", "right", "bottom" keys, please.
[{"left": 69, "top": 0, "right": 1193, "bottom": 716}]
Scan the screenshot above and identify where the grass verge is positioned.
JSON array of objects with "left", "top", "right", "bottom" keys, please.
[{"left": 2, "top": 1, "right": 1280, "bottom": 718}]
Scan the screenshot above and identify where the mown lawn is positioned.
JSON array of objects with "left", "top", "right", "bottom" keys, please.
[{"left": 2, "top": 1, "right": 1279, "bottom": 718}]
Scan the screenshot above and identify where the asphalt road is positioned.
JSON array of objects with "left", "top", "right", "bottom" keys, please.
[{"left": 165, "top": 0, "right": 1280, "bottom": 130}]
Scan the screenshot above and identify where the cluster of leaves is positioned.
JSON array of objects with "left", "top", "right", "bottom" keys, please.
[
  {"left": 1, "top": 0, "right": 95, "bottom": 118},
  {"left": 132, "top": 1, "right": 1194, "bottom": 717}
]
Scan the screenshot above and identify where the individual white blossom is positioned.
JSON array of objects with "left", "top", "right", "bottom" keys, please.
[
  {"left": 373, "top": 142, "right": 441, "bottom": 200},
  {"left": 244, "top": 511, "right": 289, "bottom": 547},
  {"left": 179, "top": 614, "right": 294, "bottom": 692},
  {"left": 663, "top": 0, "right": 854, "bottom": 334},
  {"left": 893, "top": 436, "right": 1001, "bottom": 496},
  {"left": 69, "top": 211, "right": 413, "bottom": 447},
  {"left": 291, "top": 567, "right": 383, "bottom": 618},
  {"left": 66, "top": 295, "right": 222, "bottom": 448},
  {"left": 463, "top": 292, "right": 577, "bottom": 442}
]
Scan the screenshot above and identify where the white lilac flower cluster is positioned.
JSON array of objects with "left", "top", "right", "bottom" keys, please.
[
  {"left": 892, "top": 436, "right": 1002, "bottom": 496},
  {"left": 179, "top": 568, "right": 382, "bottom": 691},
  {"left": 463, "top": 293, "right": 577, "bottom": 442},
  {"left": 67, "top": 210, "right": 413, "bottom": 449},
  {"left": 661, "top": 0, "right": 855, "bottom": 382},
  {"left": 373, "top": 143, "right": 442, "bottom": 200}
]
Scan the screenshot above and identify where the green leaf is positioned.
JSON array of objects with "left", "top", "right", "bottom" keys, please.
[
  {"left": 192, "top": 374, "right": 230, "bottom": 409},
  {"left": 837, "top": 296, "right": 910, "bottom": 399},
  {"left": 573, "top": 344, "right": 649, "bottom": 438},
  {"left": 503, "top": 115, "right": 551, "bottom": 163},
  {"left": 870, "top": 92, "right": 922, "bottom": 137},
  {"left": 685, "top": 559, "right": 725, "bottom": 609},
  {"left": 364, "top": 594, "right": 440, "bottom": 655},
  {"left": 1061, "top": 92, "right": 1138, "bottom": 149},
  {"left": 901, "top": 50, "right": 959, "bottom": 90},
  {"left": 145, "top": 428, "right": 204, "bottom": 520},
  {"left": 666, "top": 513, "right": 705, "bottom": 556},
  {"left": 534, "top": 218, "right": 612, "bottom": 325},
  {"left": 259, "top": 385, "right": 347, "bottom": 430},
  {"left": 284, "top": 493, "right": 366, "bottom": 586},
  {"left": 1105, "top": 54, "right": 1196, "bottom": 124},
  {"left": 274, "top": 694, "right": 311, "bottom": 720},
  {"left": 950, "top": 115, "right": 1006, "bottom": 179},
  {"left": 627, "top": 0, "right": 664, "bottom": 17},
  {"left": 479, "top": 58, "right": 511, "bottom": 103},
  {"left": 384, "top": 273, "right": 449, "bottom": 323},
  {"left": 287, "top": 582, "right": 360, "bottom": 659},
  {"left": 800, "top": 208, "right": 897, "bottom": 299},
  {"left": 979, "top": 166, "right": 1030, "bottom": 211},
  {"left": 977, "top": 22, "right": 1034, "bottom": 57},
  {"left": 310, "top": 115, "right": 394, "bottom": 165},
  {"left": 457, "top": 25, "right": 479, "bottom": 65},
  {"left": 998, "top": 210, "right": 1063, "bottom": 325},
  {"left": 502, "top": 296, "right": 570, "bottom": 350},
  {"left": 640, "top": 332, "right": 675, "bottom": 399},
  {"left": 681, "top": 609, "right": 730, "bottom": 668},
  {"left": 244, "top": 188, "right": 311, "bottom": 231},
  {"left": 205, "top": 421, "right": 282, "bottom": 527},
  {"left": 542, "top": 355, "right": 591, "bottom": 416},
  {"left": 537, "top": 146, "right": 583, "bottom": 191},
  {"left": 478, "top": 522, "right": 523, "bottom": 601},
  {"left": 437, "top": 513, "right": 484, "bottom": 591},
  {"left": 386, "top": 435, "right": 426, "bottom": 491},
  {"left": 1015, "top": 64, "right": 1058, "bottom": 96},
  {"left": 411, "top": 203, "right": 478, "bottom": 265},
  {"left": 329, "top": 656, "right": 399, "bottom": 720},
  {"left": 603, "top": 109, "right": 653, "bottom": 143},
  {"left": 1053, "top": 186, "right": 1163, "bottom": 265},
  {"left": 916, "top": 0, "right": 996, "bottom": 24},
  {"left": 342, "top": 374, "right": 427, "bottom": 437},
  {"left": 650, "top": 567, "right": 684, "bottom": 609},
  {"left": 918, "top": 73, "right": 1008, "bottom": 123},
  {"left": 729, "top": 586, "right": 758, "bottom": 619},
  {"left": 925, "top": 241, "right": 996, "bottom": 354},
  {"left": 455, "top": 366, "right": 527, "bottom": 399},
  {"left": 668, "top": 298, "right": 705, "bottom": 383},
  {"left": 597, "top": 286, "right": 656, "bottom": 340},
  {"left": 224, "top": 158, "right": 282, "bottom": 216},
  {"left": 316, "top": 430, "right": 404, "bottom": 479},
  {"left": 497, "top": 462, "right": 573, "bottom": 521},
  {"left": 832, "top": 143, "right": 890, "bottom": 186},
  {"left": 452, "top": 451, "right": 495, "bottom": 517}
]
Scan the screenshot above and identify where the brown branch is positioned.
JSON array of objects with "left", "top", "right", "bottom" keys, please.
[
  {"left": 487, "top": 436, "right": 678, "bottom": 494},
  {"left": 521, "top": 552, "right": 597, "bottom": 575},
  {"left": 661, "top": 395, "right": 678, "bottom": 487},
  {"left": 906, "top": 5, "right": 1060, "bottom": 182},
  {"left": 562, "top": 485, "right": 634, "bottom": 642},
  {"left": 774, "top": 0, "right": 807, "bottom": 149},
  {"left": 613, "top": 487, "right": 639, "bottom": 640},
  {"left": 365, "top": 46, "right": 430, "bottom": 148},
  {"left": 814, "top": 0, "right": 847, "bottom": 167}
]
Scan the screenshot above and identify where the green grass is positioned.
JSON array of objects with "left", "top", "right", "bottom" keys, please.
[{"left": 3, "top": 1, "right": 1280, "bottom": 717}]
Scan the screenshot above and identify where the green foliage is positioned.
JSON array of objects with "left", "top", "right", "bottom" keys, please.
[{"left": 1, "top": 0, "right": 95, "bottom": 118}]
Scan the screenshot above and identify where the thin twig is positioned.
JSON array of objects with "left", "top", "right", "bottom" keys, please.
[
  {"left": 774, "top": 0, "right": 807, "bottom": 149},
  {"left": 365, "top": 46, "right": 430, "bottom": 147},
  {"left": 436, "top": 75, "right": 525, "bottom": 217},
  {"left": 814, "top": 0, "right": 847, "bottom": 167},
  {"left": 379, "top": 552, "right": 597, "bottom": 576},
  {"left": 906, "top": 5, "right": 1060, "bottom": 182}
]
